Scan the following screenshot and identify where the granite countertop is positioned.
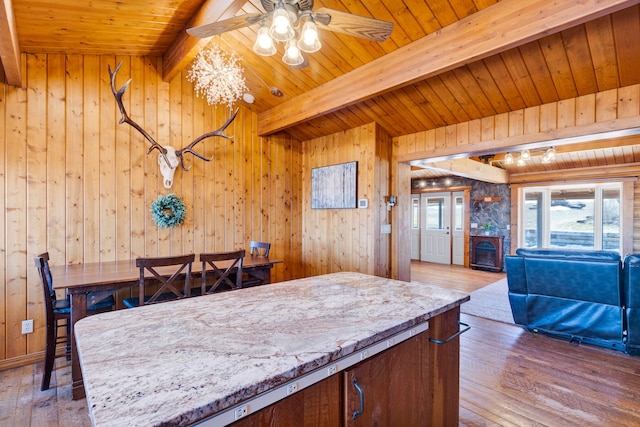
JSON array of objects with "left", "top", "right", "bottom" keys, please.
[{"left": 75, "top": 272, "right": 469, "bottom": 427}]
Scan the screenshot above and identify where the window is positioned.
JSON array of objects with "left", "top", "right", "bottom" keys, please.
[
  {"left": 426, "top": 197, "right": 445, "bottom": 230},
  {"left": 454, "top": 196, "right": 463, "bottom": 231},
  {"left": 411, "top": 198, "right": 419, "bottom": 229},
  {"left": 520, "top": 183, "right": 621, "bottom": 252}
]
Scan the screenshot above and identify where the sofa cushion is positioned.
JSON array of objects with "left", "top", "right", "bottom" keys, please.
[{"left": 523, "top": 257, "right": 622, "bottom": 305}]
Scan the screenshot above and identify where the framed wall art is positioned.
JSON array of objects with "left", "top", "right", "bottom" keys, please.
[{"left": 311, "top": 161, "right": 357, "bottom": 209}]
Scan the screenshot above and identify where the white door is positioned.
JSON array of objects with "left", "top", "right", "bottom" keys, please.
[
  {"left": 411, "top": 195, "right": 420, "bottom": 259},
  {"left": 451, "top": 192, "right": 465, "bottom": 265},
  {"left": 421, "top": 193, "right": 451, "bottom": 264}
]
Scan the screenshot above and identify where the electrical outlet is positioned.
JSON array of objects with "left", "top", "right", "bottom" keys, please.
[
  {"left": 22, "top": 319, "right": 34, "bottom": 334},
  {"left": 360, "top": 350, "right": 369, "bottom": 360},
  {"left": 285, "top": 382, "right": 299, "bottom": 395},
  {"left": 327, "top": 365, "right": 337, "bottom": 376},
  {"left": 234, "top": 405, "right": 249, "bottom": 420}
]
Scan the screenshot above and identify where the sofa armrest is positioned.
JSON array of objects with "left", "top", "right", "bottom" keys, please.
[
  {"left": 625, "top": 254, "right": 640, "bottom": 307},
  {"left": 625, "top": 254, "right": 640, "bottom": 354},
  {"left": 505, "top": 255, "right": 526, "bottom": 294},
  {"left": 505, "top": 255, "right": 528, "bottom": 326}
]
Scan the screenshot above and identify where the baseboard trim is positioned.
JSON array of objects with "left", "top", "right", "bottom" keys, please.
[{"left": 0, "top": 351, "right": 45, "bottom": 371}]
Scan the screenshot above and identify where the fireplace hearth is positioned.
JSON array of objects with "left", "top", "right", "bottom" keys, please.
[{"left": 470, "top": 235, "right": 504, "bottom": 272}]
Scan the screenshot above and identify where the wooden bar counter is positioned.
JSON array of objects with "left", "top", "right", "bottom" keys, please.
[{"left": 75, "top": 272, "right": 469, "bottom": 426}]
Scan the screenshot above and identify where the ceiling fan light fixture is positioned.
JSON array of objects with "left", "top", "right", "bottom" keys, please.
[
  {"left": 282, "top": 40, "right": 304, "bottom": 66},
  {"left": 516, "top": 156, "right": 526, "bottom": 166},
  {"left": 269, "top": 3, "right": 295, "bottom": 42},
  {"left": 297, "top": 19, "right": 321, "bottom": 53},
  {"left": 253, "top": 23, "right": 277, "bottom": 56}
]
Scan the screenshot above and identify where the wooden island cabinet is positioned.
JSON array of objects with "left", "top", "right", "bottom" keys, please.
[
  {"left": 75, "top": 273, "right": 468, "bottom": 427},
  {"left": 232, "top": 309, "right": 460, "bottom": 427}
]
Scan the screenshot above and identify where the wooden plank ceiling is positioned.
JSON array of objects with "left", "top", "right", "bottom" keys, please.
[{"left": 4, "top": 0, "right": 640, "bottom": 179}]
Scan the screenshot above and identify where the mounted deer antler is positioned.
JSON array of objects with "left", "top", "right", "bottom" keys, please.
[{"left": 108, "top": 61, "right": 238, "bottom": 188}]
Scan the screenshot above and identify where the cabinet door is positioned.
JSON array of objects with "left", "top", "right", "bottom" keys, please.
[
  {"left": 230, "top": 374, "right": 340, "bottom": 427},
  {"left": 343, "top": 332, "right": 431, "bottom": 426}
]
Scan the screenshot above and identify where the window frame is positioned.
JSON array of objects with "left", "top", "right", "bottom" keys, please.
[{"left": 515, "top": 180, "right": 633, "bottom": 254}]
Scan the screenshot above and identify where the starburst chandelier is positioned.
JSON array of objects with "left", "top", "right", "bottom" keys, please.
[{"left": 187, "top": 45, "right": 248, "bottom": 108}]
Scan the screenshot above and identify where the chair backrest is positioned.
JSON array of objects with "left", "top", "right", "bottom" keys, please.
[
  {"left": 136, "top": 254, "right": 195, "bottom": 305},
  {"left": 200, "top": 250, "right": 245, "bottom": 294},
  {"left": 34, "top": 254, "right": 56, "bottom": 319},
  {"left": 36, "top": 252, "right": 56, "bottom": 301},
  {"left": 249, "top": 241, "right": 271, "bottom": 257}
]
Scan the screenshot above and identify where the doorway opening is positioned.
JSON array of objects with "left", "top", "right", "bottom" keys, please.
[{"left": 411, "top": 190, "right": 469, "bottom": 266}]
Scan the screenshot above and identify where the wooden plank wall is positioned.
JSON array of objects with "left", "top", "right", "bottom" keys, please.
[
  {"left": 393, "top": 84, "right": 640, "bottom": 282},
  {"left": 374, "top": 124, "right": 392, "bottom": 277},
  {"left": 300, "top": 123, "right": 391, "bottom": 277},
  {"left": 0, "top": 53, "right": 302, "bottom": 366}
]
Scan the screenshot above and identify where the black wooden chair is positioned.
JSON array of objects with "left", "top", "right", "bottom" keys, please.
[
  {"left": 122, "top": 254, "right": 195, "bottom": 308},
  {"left": 249, "top": 240, "right": 271, "bottom": 257},
  {"left": 197, "top": 250, "right": 245, "bottom": 295},
  {"left": 242, "top": 241, "right": 271, "bottom": 287},
  {"left": 35, "top": 252, "right": 115, "bottom": 391}
]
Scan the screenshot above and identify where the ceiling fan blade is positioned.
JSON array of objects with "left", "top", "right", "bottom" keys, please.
[
  {"left": 314, "top": 8, "right": 393, "bottom": 42},
  {"left": 187, "top": 13, "right": 263, "bottom": 38}
]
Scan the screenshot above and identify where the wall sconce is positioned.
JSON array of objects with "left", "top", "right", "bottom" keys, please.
[{"left": 387, "top": 195, "right": 397, "bottom": 210}]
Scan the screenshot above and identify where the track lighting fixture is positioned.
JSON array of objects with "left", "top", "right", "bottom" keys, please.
[
  {"left": 503, "top": 147, "right": 556, "bottom": 166},
  {"left": 504, "top": 152, "right": 514, "bottom": 165}
]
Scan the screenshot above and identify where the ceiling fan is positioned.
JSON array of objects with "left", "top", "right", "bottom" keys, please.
[{"left": 187, "top": 0, "right": 394, "bottom": 67}]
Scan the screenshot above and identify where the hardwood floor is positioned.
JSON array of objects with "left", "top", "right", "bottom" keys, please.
[
  {"left": 459, "top": 313, "right": 640, "bottom": 426},
  {"left": 411, "top": 260, "right": 506, "bottom": 293},
  {"left": 0, "top": 357, "right": 90, "bottom": 427},
  {"left": 3, "top": 264, "right": 639, "bottom": 426}
]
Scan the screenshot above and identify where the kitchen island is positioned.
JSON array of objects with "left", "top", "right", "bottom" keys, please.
[{"left": 75, "top": 272, "right": 469, "bottom": 426}]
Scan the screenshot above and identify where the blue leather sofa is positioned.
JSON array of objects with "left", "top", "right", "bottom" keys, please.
[
  {"left": 625, "top": 254, "right": 640, "bottom": 355},
  {"left": 506, "top": 248, "right": 626, "bottom": 351}
]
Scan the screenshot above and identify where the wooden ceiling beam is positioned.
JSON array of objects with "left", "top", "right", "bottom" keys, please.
[
  {"left": 257, "top": 0, "right": 637, "bottom": 136},
  {"left": 162, "top": 0, "right": 246, "bottom": 82},
  {"left": 0, "top": 0, "right": 22, "bottom": 86},
  {"left": 418, "top": 159, "right": 509, "bottom": 184},
  {"left": 480, "top": 134, "right": 640, "bottom": 162},
  {"left": 510, "top": 163, "right": 640, "bottom": 184}
]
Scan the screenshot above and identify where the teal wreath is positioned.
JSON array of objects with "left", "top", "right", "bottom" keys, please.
[{"left": 150, "top": 194, "right": 186, "bottom": 228}]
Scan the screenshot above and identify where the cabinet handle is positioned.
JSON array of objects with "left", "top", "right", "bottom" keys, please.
[
  {"left": 429, "top": 321, "right": 470, "bottom": 345},
  {"left": 352, "top": 377, "right": 364, "bottom": 420}
]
